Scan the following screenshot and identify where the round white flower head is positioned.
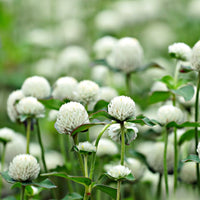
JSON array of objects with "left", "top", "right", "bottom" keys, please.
[
  {"left": 157, "top": 105, "right": 184, "bottom": 125},
  {"left": 191, "top": 41, "right": 200, "bottom": 71},
  {"left": 55, "top": 102, "right": 89, "bottom": 134},
  {"left": 107, "top": 37, "right": 143, "bottom": 73},
  {"left": 93, "top": 36, "right": 118, "bottom": 59},
  {"left": 108, "top": 96, "right": 136, "bottom": 121},
  {"left": 75, "top": 80, "right": 100, "bottom": 105},
  {"left": 8, "top": 154, "right": 40, "bottom": 182},
  {"left": 125, "top": 158, "right": 146, "bottom": 180},
  {"left": 179, "top": 162, "right": 196, "bottom": 184},
  {"left": 168, "top": 42, "right": 192, "bottom": 61},
  {"left": 0, "top": 127, "right": 16, "bottom": 143},
  {"left": 52, "top": 76, "right": 78, "bottom": 100},
  {"left": 16, "top": 97, "right": 45, "bottom": 118},
  {"left": 146, "top": 142, "right": 174, "bottom": 174},
  {"left": 95, "top": 138, "right": 118, "bottom": 156},
  {"left": 77, "top": 141, "right": 96, "bottom": 153},
  {"left": 98, "top": 87, "right": 118, "bottom": 102},
  {"left": 7, "top": 90, "right": 24, "bottom": 122},
  {"left": 48, "top": 110, "right": 58, "bottom": 121},
  {"left": 22, "top": 76, "right": 51, "bottom": 99},
  {"left": 107, "top": 165, "right": 131, "bottom": 179}
]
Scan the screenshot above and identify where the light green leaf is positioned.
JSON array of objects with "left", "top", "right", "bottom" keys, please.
[
  {"left": 93, "top": 184, "right": 117, "bottom": 198},
  {"left": 33, "top": 178, "right": 57, "bottom": 189},
  {"left": 158, "top": 75, "right": 175, "bottom": 89},
  {"left": 125, "top": 173, "right": 135, "bottom": 181},
  {"left": 148, "top": 91, "right": 171, "bottom": 104},
  {"left": 93, "top": 100, "right": 109, "bottom": 112},
  {"left": 61, "top": 193, "right": 83, "bottom": 200},
  {"left": 182, "top": 154, "right": 200, "bottom": 163},
  {"left": 39, "top": 99, "right": 64, "bottom": 110},
  {"left": 89, "top": 110, "right": 114, "bottom": 121}
]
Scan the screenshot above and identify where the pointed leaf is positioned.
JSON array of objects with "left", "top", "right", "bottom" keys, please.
[
  {"left": 182, "top": 154, "right": 200, "bottom": 163},
  {"left": 128, "top": 115, "right": 158, "bottom": 127},
  {"left": 61, "top": 193, "right": 83, "bottom": 200},
  {"left": 41, "top": 172, "right": 92, "bottom": 187},
  {"left": 148, "top": 91, "right": 171, "bottom": 104},
  {"left": 166, "top": 121, "right": 200, "bottom": 128},
  {"left": 125, "top": 173, "right": 135, "bottom": 181},
  {"left": 25, "top": 185, "right": 34, "bottom": 196},
  {"left": 172, "top": 84, "right": 194, "bottom": 101},
  {"left": 178, "top": 129, "right": 200, "bottom": 145},
  {"left": 89, "top": 110, "right": 114, "bottom": 121},
  {"left": 158, "top": 75, "right": 175, "bottom": 89},
  {"left": 39, "top": 99, "right": 64, "bottom": 110},
  {"left": 93, "top": 100, "right": 109, "bottom": 112},
  {"left": 93, "top": 184, "right": 117, "bottom": 198},
  {"left": 33, "top": 178, "right": 57, "bottom": 189}
]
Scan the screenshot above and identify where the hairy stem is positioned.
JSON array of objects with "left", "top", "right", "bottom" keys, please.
[
  {"left": 117, "top": 181, "right": 121, "bottom": 200},
  {"left": 120, "top": 122, "right": 125, "bottom": 166},
  {"left": 164, "top": 127, "right": 169, "bottom": 196},
  {"left": 173, "top": 127, "right": 178, "bottom": 193}
]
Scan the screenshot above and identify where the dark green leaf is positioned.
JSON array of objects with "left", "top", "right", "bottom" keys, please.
[
  {"left": 178, "top": 129, "right": 200, "bottom": 145},
  {"left": 172, "top": 84, "right": 194, "bottom": 101},
  {"left": 11, "top": 182, "right": 22, "bottom": 189},
  {"left": 128, "top": 115, "right": 158, "bottom": 127},
  {"left": 182, "top": 154, "right": 200, "bottom": 163},
  {"left": 61, "top": 193, "right": 83, "bottom": 200},
  {"left": 39, "top": 99, "right": 64, "bottom": 110},
  {"left": 166, "top": 121, "right": 200, "bottom": 128},
  {"left": 33, "top": 178, "right": 57, "bottom": 189},
  {"left": 93, "top": 100, "right": 109, "bottom": 112},
  {"left": 93, "top": 184, "right": 117, "bottom": 198},
  {"left": 41, "top": 172, "right": 92, "bottom": 187},
  {"left": 89, "top": 110, "right": 114, "bottom": 121},
  {"left": 25, "top": 185, "right": 34, "bottom": 196},
  {"left": 148, "top": 91, "right": 171, "bottom": 104},
  {"left": 0, "top": 137, "right": 11, "bottom": 144},
  {"left": 125, "top": 128, "right": 137, "bottom": 145},
  {"left": 158, "top": 75, "right": 175, "bottom": 89}
]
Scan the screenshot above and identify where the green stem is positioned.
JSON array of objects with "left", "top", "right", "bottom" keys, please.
[
  {"left": 195, "top": 72, "right": 200, "bottom": 188},
  {"left": 36, "top": 119, "right": 47, "bottom": 173},
  {"left": 173, "top": 127, "right": 178, "bottom": 193},
  {"left": 164, "top": 127, "right": 169, "bottom": 196},
  {"left": 174, "top": 60, "right": 180, "bottom": 87},
  {"left": 83, "top": 155, "right": 90, "bottom": 200},
  {"left": 126, "top": 73, "right": 131, "bottom": 96},
  {"left": 156, "top": 174, "right": 162, "bottom": 199},
  {"left": 120, "top": 122, "right": 125, "bottom": 166},
  {"left": 84, "top": 155, "right": 88, "bottom": 178},
  {"left": 73, "top": 134, "right": 85, "bottom": 175},
  {"left": 0, "top": 142, "right": 6, "bottom": 198},
  {"left": 21, "top": 185, "right": 25, "bottom": 200},
  {"left": 59, "top": 134, "right": 67, "bottom": 165},
  {"left": 26, "top": 118, "right": 31, "bottom": 154},
  {"left": 117, "top": 181, "right": 121, "bottom": 200}
]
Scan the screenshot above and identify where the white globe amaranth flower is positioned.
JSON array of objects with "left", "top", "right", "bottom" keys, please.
[
  {"left": 0, "top": 127, "right": 16, "bottom": 143},
  {"left": 108, "top": 96, "right": 136, "bottom": 121},
  {"left": 107, "top": 37, "right": 143, "bottom": 73},
  {"left": 8, "top": 154, "right": 40, "bottom": 182},
  {"left": 7, "top": 90, "right": 24, "bottom": 122},
  {"left": 77, "top": 141, "right": 96, "bottom": 153},
  {"left": 16, "top": 97, "right": 45, "bottom": 118},
  {"left": 168, "top": 42, "right": 192, "bottom": 61},
  {"left": 52, "top": 76, "right": 78, "bottom": 100},
  {"left": 22, "top": 76, "right": 51, "bottom": 99},
  {"left": 107, "top": 122, "right": 138, "bottom": 144},
  {"left": 95, "top": 138, "right": 118, "bottom": 157},
  {"left": 98, "top": 87, "right": 118, "bottom": 102},
  {"left": 93, "top": 36, "right": 118, "bottom": 59},
  {"left": 179, "top": 162, "right": 196, "bottom": 184},
  {"left": 48, "top": 110, "right": 58, "bottom": 121},
  {"left": 125, "top": 158, "right": 146, "bottom": 180},
  {"left": 107, "top": 165, "right": 131, "bottom": 179},
  {"left": 191, "top": 41, "right": 200, "bottom": 71},
  {"left": 157, "top": 105, "right": 185, "bottom": 125},
  {"left": 55, "top": 102, "right": 89, "bottom": 134},
  {"left": 75, "top": 80, "right": 100, "bottom": 105},
  {"left": 146, "top": 142, "right": 174, "bottom": 174}
]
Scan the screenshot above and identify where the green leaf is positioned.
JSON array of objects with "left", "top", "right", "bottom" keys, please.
[
  {"left": 125, "top": 128, "right": 137, "bottom": 145},
  {"left": 128, "top": 115, "right": 158, "bottom": 127},
  {"left": 93, "top": 184, "right": 117, "bottom": 199},
  {"left": 172, "top": 84, "right": 194, "bottom": 101},
  {"left": 33, "top": 178, "right": 57, "bottom": 189},
  {"left": 11, "top": 182, "right": 22, "bottom": 189},
  {"left": 25, "top": 185, "right": 34, "bottom": 196},
  {"left": 178, "top": 129, "right": 200, "bottom": 145},
  {"left": 175, "top": 78, "right": 189, "bottom": 88},
  {"left": 125, "top": 173, "right": 135, "bottom": 181},
  {"left": 2, "top": 196, "right": 16, "bottom": 200},
  {"left": 61, "top": 193, "right": 83, "bottom": 200},
  {"left": 179, "top": 65, "right": 193, "bottom": 73},
  {"left": 182, "top": 154, "right": 200, "bottom": 163},
  {"left": 166, "top": 121, "right": 200, "bottom": 128},
  {"left": 93, "top": 100, "right": 109, "bottom": 112},
  {"left": 71, "top": 122, "right": 106, "bottom": 136},
  {"left": 158, "top": 75, "right": 175, "bottom": 89},
  {"left": 39, "top": 99, "right": 64, "bottom": 110},
  {"left": 0, "top": 137, "right": 11, "bottom": 144},
  {"left": 148, "top": 91, "right": 171, "bottom": 104},
  {"left": 19, "top": 114, "right": 28, "bottom": 122},
  {"left": 89, "top": 110, "right": 114, "bottom": 121},
  {"left": 41, "top": 172, "right": 92, "bottom": 187}
]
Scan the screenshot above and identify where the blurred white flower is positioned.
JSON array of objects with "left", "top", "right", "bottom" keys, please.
[
  {"left": 125, "top": 158, "right": 146, "bottom": 180},
  {"left": 93, "top": 36, "right": 118, "bottom": 59},
  {"left": 30, "top": 143, "right": 41, "bottom": 158},
  {"left": 168, "top": 42, "right": 192, "bottom": 61},
  {"left": 77, "top": 141, "right": 96, "bottom": 153},
  {"left": 0, "top": 127, "right": 16, "bottom": 143},
  {"left": 95, "top": 138, "right": 118, "bottom": 156},
  {"left": 179, "top": 162, "right": 196, "bottom": 184},
  {"left": 197, "top": 142, "right": 200, "bottom": 158},
  {"left": 157, "top": 105, "right": 185, "bottom": 125},
  {"left": 16, "top": 97, "right": 45, "bottom": 118},
  {"left": 188, "top": 0, "right": 200, "bottom": 18},
  {"left": 108, "top": 96, "right": 136, "bottom": 121},
  {"left": 7, "top": 90, "right": 24, "bottom": 122},
  {"left": 98, "top": 87, "right": 118, "bottom": 102},
  {"left": 55, "top": 102, "right": 89, "bottom": 134},
  {"left": 151, "top": 81, "right": 168, "bottom": 92},
  {"left": 48, "top": 110, "right": 58, "bottom": 122},
  {"left": 107, "top": 165, "right": 131, "bottom": 179},
  {"left": 75, "top": 80, "right": 100, "bottom": 105},
  {"left": 8, "top": 154, "right": 40, "bottom": 182},
  {"left": 146, "top": 142, "right": 174, "bottom": 174},
  {"left": 52, "top": 76, "right": 78, "bottom": 100},
  {"left": 191, "top": 40, "right": 200, "bottom": 71},
  {"left": 22, "top": 76, "right": 51, "bottom": 99}
]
